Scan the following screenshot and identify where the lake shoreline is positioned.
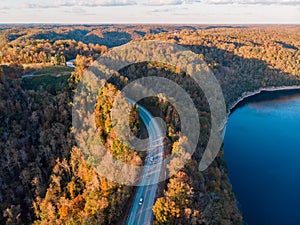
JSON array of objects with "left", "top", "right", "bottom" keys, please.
[
  {"left": 220, "top": 85, "right": 300, "bottom": 135},
  {"left": 228, "top": 85, "right": 300, "bottom": 116}
]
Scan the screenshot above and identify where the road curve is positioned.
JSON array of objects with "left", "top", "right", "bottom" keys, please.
[{"left": 126, "top": 100, "right": 164, "bottom": 225}]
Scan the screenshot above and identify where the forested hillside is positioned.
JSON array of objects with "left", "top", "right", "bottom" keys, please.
[
  {"left": 0, "top": 25, "right": 299, "bottom": 225},
  {"left": 140, "top": 26, "right": 300, "bottom": 107}
]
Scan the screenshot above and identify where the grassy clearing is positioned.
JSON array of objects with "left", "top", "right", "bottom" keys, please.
[
  {"left": 22, "top": 66, "right": 74, "bottom": 95},
  {"left": 34, "top": 66, "right": 74, "bottom": 76}
]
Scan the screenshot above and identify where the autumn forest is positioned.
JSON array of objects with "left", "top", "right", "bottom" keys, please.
[{"left": 0, "top": 24, "right": 300, "bottom": 225}]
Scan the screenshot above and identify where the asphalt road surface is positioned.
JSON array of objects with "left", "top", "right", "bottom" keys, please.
[{"left": 126, "top": 101, "right": 164, "bottom": 225}]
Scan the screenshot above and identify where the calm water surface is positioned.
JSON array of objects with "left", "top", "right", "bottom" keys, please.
[{"left": 224, "top": 90, "right": 300, "bottom": 225}]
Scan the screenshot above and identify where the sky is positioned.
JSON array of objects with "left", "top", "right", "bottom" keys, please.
[{"left": 0, "top": 0, "right": 299, "bottom": 24}]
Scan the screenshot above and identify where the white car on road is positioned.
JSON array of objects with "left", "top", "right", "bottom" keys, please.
[{"left": 139, "top": 198, "right": 143, "bottom": 206}]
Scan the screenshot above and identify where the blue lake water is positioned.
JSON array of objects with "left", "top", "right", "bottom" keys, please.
[{"left": 224, "top": 90, "right": 300, "bottom": 225}]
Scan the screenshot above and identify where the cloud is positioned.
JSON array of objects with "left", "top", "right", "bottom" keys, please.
[
  {"left": 205, "top": 0, "right": 300, "bottom": 5},
  {"left": 24, "top": 3, "right": 59, "bottom": 8},
  {"left": 24, "top": 0, "right": 137, "bottom": 8},
  {"left": 64, "top": 7, "right": 97, "bottom": 15},
  {"left": 19, "top": 0, "right": 300, "bottom": 10},
  {"left": 143, "top": 0, "right": 200, "bottom": 5},
  {"left": 21, "top": 0, "right": 204, "bottom": 9},
  {"left": 144, "top": 0, "right": 184, "bottom": 5},
  {"left": 22, "top": 0, "right": 201, "bottom": 8},
  {"left": 0, "top": 6, "right": 10, "bottom": 10},
  {"left": 151, "top": 8, "right": 173, "bottom": 12},
  {"left": 82, "top": 0, "right": 137, "bottom": 6}
]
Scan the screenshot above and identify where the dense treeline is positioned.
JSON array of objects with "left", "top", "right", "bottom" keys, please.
[
  {"left": 141, "top": 26, "right": 300, "bottom": 107},
  {"left": 0, "top": 64, "right": 139, "bottom": 224},
  {"left": 0, "top": 65, "right": 74, "bottom": 224},
  {"left": 0, "top": 39, "right": 107, "bottom": 66},
  {"left": 33, "top": 81, "right": 142, "bottom": 224},
  {"left": 0, "top": 24, "right": 195, "bottom": 48}
]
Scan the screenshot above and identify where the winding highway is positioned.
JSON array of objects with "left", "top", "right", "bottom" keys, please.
[{"left": 126, "top": 101, "right": 164, "bottom": 225}]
